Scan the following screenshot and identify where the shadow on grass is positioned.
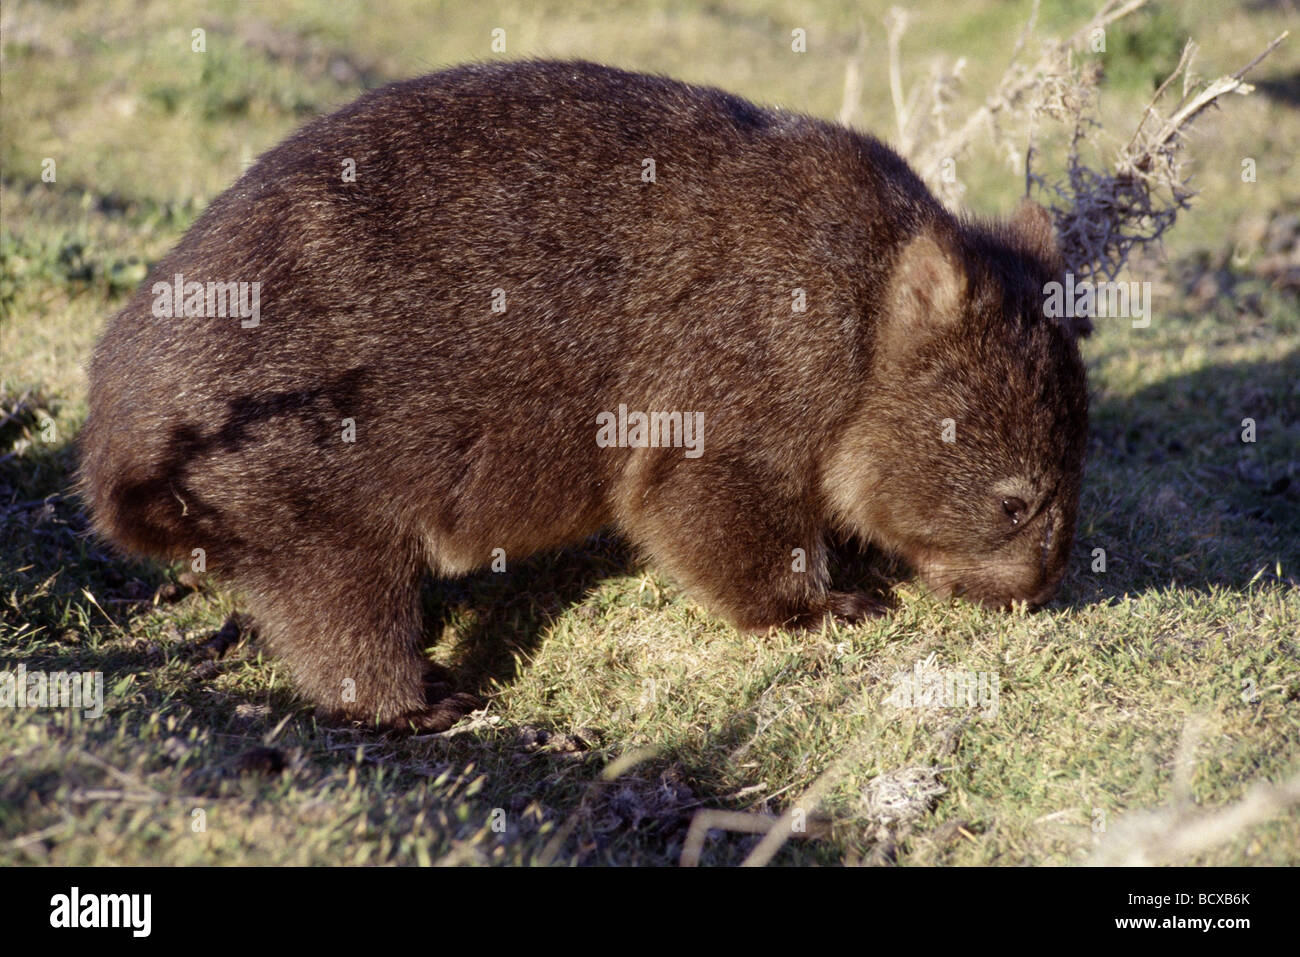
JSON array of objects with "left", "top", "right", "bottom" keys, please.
[
  {"left": 422, "top": 531, "right": 636, "bottom": 695},
  {"left": 1, "top": 394, "right": 166, "bottom": 646},
  {"left": 1060, "top": 345, "right": 1300, "bottom": 607}
]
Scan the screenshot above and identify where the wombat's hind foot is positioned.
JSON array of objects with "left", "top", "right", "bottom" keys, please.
[{"left": 238, "top": 537, "right": 450, "bottom": 729}]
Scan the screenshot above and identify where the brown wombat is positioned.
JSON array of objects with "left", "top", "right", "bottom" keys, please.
[{"left": 80, "top": 60, "right": 1089, "bottom": 731}]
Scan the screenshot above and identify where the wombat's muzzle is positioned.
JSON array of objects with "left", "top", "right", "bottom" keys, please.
[{"left": 918, "top": 502, "right": 1072, "bottom": 610}]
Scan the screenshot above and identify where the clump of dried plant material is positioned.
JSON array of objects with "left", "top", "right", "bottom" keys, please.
[{"left": 866, "top": 0, "right": 1288, "bottom": 280}]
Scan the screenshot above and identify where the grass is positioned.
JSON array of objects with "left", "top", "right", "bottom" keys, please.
[{"left": 2, "top": 0, "right": 1298, "bottom": 866}]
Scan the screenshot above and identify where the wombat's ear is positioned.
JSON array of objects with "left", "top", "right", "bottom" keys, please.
[
  {"left": 1008, "top": 197, "right": 1092, "bottom": 335},
  {"left": 1011, "top": 199, "right": 1065, "bottom": 275},
  {"left": 880, "top": 228, "right": 967, "bottom": 358},
  {"left": 1011, "top": 200, "right": 1092, "bottom": 338}
]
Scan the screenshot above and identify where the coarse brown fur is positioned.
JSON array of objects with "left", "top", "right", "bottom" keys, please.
[{"left": 79, "top": 60, "right": 1089, "bottom": 731}]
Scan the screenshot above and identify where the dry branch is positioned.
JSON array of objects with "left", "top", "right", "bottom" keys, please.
[{"left": 880, "top": 0, "right": 1288, "bottom": 279}]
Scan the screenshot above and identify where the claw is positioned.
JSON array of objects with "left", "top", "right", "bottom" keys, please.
[{"left": 392, "top": 691, "right": 485, "bottom": 734}]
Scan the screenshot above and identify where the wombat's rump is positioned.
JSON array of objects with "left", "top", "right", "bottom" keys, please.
[{"left": 81, "top": 60, "right": 1088, "bottom": 730}]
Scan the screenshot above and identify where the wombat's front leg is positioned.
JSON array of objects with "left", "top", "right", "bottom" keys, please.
[
  {"left": 621, "top": 460, "right": 884, "bottom": 631},
  {"left": 235, "top": 537, "right": 480, "bottom": 732}
]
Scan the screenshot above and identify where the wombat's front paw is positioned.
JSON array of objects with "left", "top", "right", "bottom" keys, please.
[
  {"left": 421, "top": 662, "right": 459, "bottom": 703},
  {"left": 826, "top": 590, "right": 889, "bottom": 624},
  {"left": 383, "top": 668, "right": 485, "bottom": 733},
  {"left": 319, "top": 666, "right": 484, "bottom": 734},
  {"left": 776, "top": 590, "right": 889, "bottom": 632}
]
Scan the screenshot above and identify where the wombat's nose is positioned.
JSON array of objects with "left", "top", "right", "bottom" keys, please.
[
  {"left": 1025, "top": 576, "right": 1064, "bottom": 608},
  {"left": 1029, "top": 503, "right": 1070, "bottom": 607}
]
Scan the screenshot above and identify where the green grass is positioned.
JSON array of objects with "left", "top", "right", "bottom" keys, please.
[{"left": 2, "top": 0, "right": 1298, "bottom": 866}]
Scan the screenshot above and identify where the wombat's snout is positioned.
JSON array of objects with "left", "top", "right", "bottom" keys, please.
[
  {"left": 919, "top": 503, "right": 1073, "bottom": 610},
  {"left": 921, "top": 559, "right": 1064, "bottom": 611}
]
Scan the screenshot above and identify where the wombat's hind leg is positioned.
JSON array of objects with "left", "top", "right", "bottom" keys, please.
[{"left": 236, "top": 539, "right": 480, "bottom": 731}]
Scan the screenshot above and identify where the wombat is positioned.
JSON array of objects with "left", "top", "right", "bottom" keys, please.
[{"left": 81, "top": 60, "right": 1089, "bottom": 731}]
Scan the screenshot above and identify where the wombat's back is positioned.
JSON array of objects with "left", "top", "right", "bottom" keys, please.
[{"left": 81, "top": 59, "right": 941, "bottom": 574}]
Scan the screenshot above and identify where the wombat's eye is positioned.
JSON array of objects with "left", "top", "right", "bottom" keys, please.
[{"left": 1002, "top": 497, "right": 1028, "bottom": 525}]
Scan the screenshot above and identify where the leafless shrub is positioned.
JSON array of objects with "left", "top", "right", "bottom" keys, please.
[{"left": 874, "top": 0, "right": 1288, "bottom": 280}]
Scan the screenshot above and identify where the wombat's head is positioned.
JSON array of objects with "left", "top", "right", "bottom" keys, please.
[{"left": 826, "top": 201, "right": 1089, "bottom": 608}]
